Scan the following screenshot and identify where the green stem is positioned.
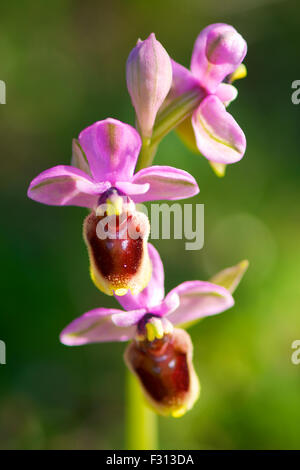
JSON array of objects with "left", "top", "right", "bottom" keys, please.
[
  {"left": 124, "top": 121, "right": 160, "bottom": 452},
  {"left": 135, "top": 137, "right": 157, "bottom": 172},
  {"left": 136, "top": 89, "right": 203, "bottom": 171},
  {"left": 125, "top": 369, "right": 158, "bottom": 450},
  {"left": 151, "top": 88, "right": 202, "bottom": 146}
]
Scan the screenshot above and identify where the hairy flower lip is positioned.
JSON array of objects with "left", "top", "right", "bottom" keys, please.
[
  {"left": 124, "top": 328, "right": 200, "bottom": 417},
  {"left": 83, "top": 209, "right": 152, "bottom": 297}
]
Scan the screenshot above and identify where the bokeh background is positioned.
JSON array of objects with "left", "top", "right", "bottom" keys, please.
[{"left": 1, "top": 0, "right": 300, "bottom": 450}]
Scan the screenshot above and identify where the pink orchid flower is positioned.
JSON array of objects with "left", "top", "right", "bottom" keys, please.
[
  {"left": 27, "top": 118, "right": 199, "bottom": 208},
  {"left": 60, "top": 244, "right": 239, "bottom": 417},
  {"left": 27, "top": 118, "right": 199, "bottom": 297},
  {"left": 166, "top": 23, "right": 247, "bottom": 168}
]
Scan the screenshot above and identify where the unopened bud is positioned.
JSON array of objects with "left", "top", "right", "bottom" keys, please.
[
  {"left": 191, "top": 23, "right": 247, "bottom": 92},
  {"left": 126, "top": 33, "right": 172, "bottom": 138},
  {"left": 205, "top": 26, "right": 246, "bottom": 66}
]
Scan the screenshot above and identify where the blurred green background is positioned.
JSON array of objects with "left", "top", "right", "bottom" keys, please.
[{"left": 1, "top": 0, "right": 300, "bottom": 450}]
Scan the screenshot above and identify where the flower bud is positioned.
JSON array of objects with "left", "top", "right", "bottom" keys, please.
[
  {"left": 205, "top": 25, "right": 246, "bottom": 67},
  {"left": 124, "top": 327, "right": 200, "bottom": 417},
  {"left": 126, "top": 33, "right": 172, "bottom": 138},
  {"left": 191, "top": 24, "right": 247, "bottom": 93},
  {"left": 83, "top": 188, "right": 151, "bottom": 296}
]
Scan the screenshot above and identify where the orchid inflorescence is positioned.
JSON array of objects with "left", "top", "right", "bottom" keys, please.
[{"left": 28, "top": 24, "right": 248, "bottom": 418}]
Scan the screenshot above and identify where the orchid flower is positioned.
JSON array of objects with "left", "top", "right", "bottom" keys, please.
[
  {"left": 28, "top": 118, "right": 199, "bottom": 297},
  {"left": 27, "top": 118, "right": 199, "bottom": 208},
  {"left": 161, "top": 23, "right": 247, "bottom": 176},
  {"left": 60, "top": 244, "right": 248, "bottom": 417}
]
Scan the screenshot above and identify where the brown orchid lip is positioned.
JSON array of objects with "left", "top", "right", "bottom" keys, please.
[
  {"left": 85, "top": 211, "right": 144, "bottom": 280},
  {"left": 83, "top": 189, "right": 151, "bottom": 296},
  {"left": 129, "top": 335, "right": 189, "bottom": 404},
  {"left": 124, "top": 328, "right": 200, "bottom": 417}
]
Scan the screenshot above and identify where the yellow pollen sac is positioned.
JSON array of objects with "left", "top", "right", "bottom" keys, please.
[
  {"left": 145, "top": 319, "right": 164, "bottom": 342},
  {"left": 106, "top": 195, "right": 124, "bottom": 216},
  {"left": 229, "top": 63, "right": 247, "bottom": 83},
  {"left": 114, "top": 288, "right": 128, "bottom": 296},
  {"left": 171, "top": 406, "right": 187, "bottom": 418}
]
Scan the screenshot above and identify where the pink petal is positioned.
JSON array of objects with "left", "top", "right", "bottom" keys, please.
[
  {"left": 78, "top": 118, "right": 141, "bottom": 183},
  {"left": 111, "top": 308, "right": 147, "bottom": 328},
  {"left": 150, "top": 291, "right": 180, "bottom": 317},
  {"left": 71, "top": 138, "right": 92, "bottom": 176},
  {"left": 60, "top": 308, "right": 136, "bottom": 345},
  {"left": 131, "top": 166, "right": 199, "bottom": 202},
  {"left": 191, "top": 23, "right": 247, "bottom": 92},
  {"left": 115, "top": 181, "right": 149, "bottom": 196},
  {"left": 27, "top": 165, "right": 110, "bottom": 208},
  {"left": 192, "top": 95, "right": 246, "bottom": 164},
  {"left": 215, "top": 83, "right": 238, "bottom": 106},
  {"left": 116, "top": 243, "right": 165, "bottom": 311},
  {"left": 166, "top": 281, "right": 234, "bottom": 326}
]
